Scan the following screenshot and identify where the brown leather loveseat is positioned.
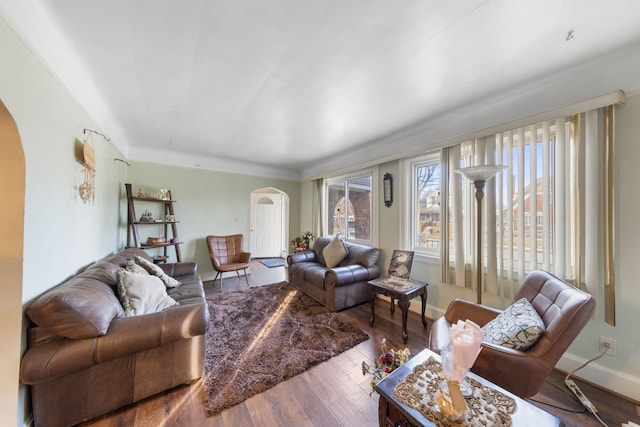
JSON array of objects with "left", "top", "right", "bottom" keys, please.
[
  {"left": 20, "top": 248, "right": 209, "bottom": 427},
  {"left": 287, "top": 236, "right": 380, "bottom": 311}
]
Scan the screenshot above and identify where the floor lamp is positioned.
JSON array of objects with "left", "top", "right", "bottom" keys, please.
[{"left": 456, "top": 165, "right": 506, "bottom": 304}]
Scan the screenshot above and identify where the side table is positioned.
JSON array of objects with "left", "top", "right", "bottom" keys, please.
[{"left": 368, "top": 276, "right": 428, "bottom": 343}]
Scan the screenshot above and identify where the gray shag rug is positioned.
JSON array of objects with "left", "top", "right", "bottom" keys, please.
[{"left": 202, "top": 282, "right": 369, "bottom": 416}]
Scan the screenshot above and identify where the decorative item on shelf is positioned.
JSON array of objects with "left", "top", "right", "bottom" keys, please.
[
  {"left": 152, "top": 255, "right": 168, "bottom": 264},
  {"left": 137, "top": 187, "right": 144, "bottom": 197},
  {"left": 139, "top": 210, "right": 155, "bottom": 222},
  {"left": 171, "top": 237, "right": 180, "bottom": 244},
  {"left": 383, "top": 173, "right": 393, "bottom": 207},
  {"left": 146, "top": 236, "right": 166, "bottom": 246},
  {"left": 362, "top": 338, "right": 410, "bottom": 396},
  {"left": 455, "top": 164, "right": 506, "bottom": 304},
  {"left": 165, "top": 214, "right": 175, "bottom": 222},
  {"left": 158, "top": 187, "right": 170, "bottom": 200}
]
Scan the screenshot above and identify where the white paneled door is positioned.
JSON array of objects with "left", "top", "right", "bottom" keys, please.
[{"left": 250, "top": 192, "right": 283, "bottom": 258}]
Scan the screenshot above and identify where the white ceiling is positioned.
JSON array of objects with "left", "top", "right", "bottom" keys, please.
[{"left": 3, "top": 0, "right": 640, "bottom": 180}]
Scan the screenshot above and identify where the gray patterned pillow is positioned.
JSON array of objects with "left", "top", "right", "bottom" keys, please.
[{"left": 482, "top": 298, "right": 545, "bottom": 351}]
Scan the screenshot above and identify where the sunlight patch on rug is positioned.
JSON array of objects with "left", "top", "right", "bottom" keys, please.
[{"left": 202, "top": 282, "right": 368, "bottom": 416}]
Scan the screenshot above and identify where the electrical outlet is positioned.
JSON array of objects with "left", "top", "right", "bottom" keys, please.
[{"left": 599, "top": 336, "right": 616, "bottom": 356}]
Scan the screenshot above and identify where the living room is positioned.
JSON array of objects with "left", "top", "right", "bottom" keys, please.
[{"left": 2, "top": 2, "right": 640, "bottom": 426}]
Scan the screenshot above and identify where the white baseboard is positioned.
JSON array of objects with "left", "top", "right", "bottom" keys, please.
[{"left": 557, "top": 353, "right": 640, "bottom": 403}]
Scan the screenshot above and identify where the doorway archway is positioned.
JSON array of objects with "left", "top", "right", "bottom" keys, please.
[
  {"left": 0, "top": 99, "right": 26, "bottom": 423},
  {"left": 249, "top": 187, "right": 289, "bottom": 258}
]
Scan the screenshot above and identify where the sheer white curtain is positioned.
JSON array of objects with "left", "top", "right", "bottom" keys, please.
[
  {"left": 446, "top": 106, "right": 615, "bottom": 300},
  {"left": 312, "top": 178, "right": 325, "bottom": 240}
]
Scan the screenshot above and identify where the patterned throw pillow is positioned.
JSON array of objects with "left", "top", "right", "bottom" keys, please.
[
  {"left": 322, "top": 235, "right": 348, "bottom": 268},
  {"left": 116, "top": 268, "right": 178, "bottom": 317},
  {"left": 482, "top": 298, "right": 546, "bottom": 351},
  {"left": 133, "top": 255, "right": 181, "bottom": 288}
]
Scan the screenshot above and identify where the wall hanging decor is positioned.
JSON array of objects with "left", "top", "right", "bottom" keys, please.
[{"left": 79, "top": 131, "right": 96, "bottom": 203}]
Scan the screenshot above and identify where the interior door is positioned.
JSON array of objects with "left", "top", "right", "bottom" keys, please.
[{"left": 250, "top": 192, "right": 282, "bottom": 258}]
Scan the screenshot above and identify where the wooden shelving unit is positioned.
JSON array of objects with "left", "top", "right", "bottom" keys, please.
[{"left": 125, "top": 183, "right": 182, "bottom": 262}]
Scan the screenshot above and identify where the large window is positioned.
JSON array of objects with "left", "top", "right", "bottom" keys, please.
[
  {"left": 405, "top": 105, "right": 615, "bottom": 304},
  {"left": 326, "top": 171, "right": 374, "bottom": 244}
]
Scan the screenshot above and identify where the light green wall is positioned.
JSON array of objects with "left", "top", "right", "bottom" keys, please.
[
  {"left": 1, "top": 16, "right": 127, "bottom": 425},
  {"left": 126, "top": 162, "right": 301, "bottom": 280}
]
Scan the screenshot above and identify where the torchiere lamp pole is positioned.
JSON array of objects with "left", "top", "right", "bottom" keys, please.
[{"left": 456, "top": 165, "right": 506, "bottom": 304}]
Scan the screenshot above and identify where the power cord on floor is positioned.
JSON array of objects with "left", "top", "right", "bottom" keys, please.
[
  {"left": 528, "top": 344, "right": 611, "bottom": 425},
  {"left": 563, "top": 344, "right": 610, "bottom": 427}
]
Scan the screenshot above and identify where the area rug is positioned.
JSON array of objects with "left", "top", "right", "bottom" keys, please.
[
  {"left": 259, "top": 258, "right": 286, "bottom": 268},
  {"left": 202, "top": 282, "right": 369, "bottom": 416}
]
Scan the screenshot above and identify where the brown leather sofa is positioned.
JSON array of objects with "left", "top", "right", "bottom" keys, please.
[
  {"left": 287, "top": 237, "right": 380, "bottom": 311},
  {"left": 20, "top": 248, "right": 209, "bottom": 427},
  {"left": 429, "top": 270, "right": 595, "bottom": 398}
]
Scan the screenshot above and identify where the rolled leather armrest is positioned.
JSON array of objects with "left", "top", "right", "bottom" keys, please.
[
  {"left": 444, "top": 299, "right": 501, "bottom": 327},
  {"left": 159, "top": 262, "right": 197, "bottom": 277},
  {"left": 288, "top": 251, "right": 317, "bottom": 265},
  {"left": 20, "top": 302, "right": 208, "bottom": 385},
  {"left": 325, "top": 264, "right": 380, "bottom": 288}
]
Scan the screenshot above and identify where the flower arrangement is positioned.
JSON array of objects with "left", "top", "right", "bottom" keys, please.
[
  {"left": 291, "top": 231, "right": 314, "bottom": 251},
  {"left": 362, "top": 338, "right": 410, "bottom": 395}
]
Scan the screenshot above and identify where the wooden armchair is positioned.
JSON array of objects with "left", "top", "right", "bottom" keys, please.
[
  {"left": 206, "top": 234, "right": 251, "bottom": 290},
  {"left": 429, "top": 270, "right": 595, "bottom": 398}
]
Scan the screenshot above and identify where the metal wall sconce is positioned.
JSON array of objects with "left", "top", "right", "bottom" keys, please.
[{"left": 384, "top": 173, "right": 393, "bottom": 207}]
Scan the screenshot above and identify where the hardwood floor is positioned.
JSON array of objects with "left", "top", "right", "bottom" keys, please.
[{"left": 82, "top": 259, "right": 639, "bottom": 427}]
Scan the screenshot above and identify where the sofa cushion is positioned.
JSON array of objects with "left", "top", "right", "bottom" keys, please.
[
  {"left": 134, "top": 255, "right": 181, "bottom": 288},
  {"left": 482, "top": 298, "right": 546, "bottom": 351},
  {"left": 116, "top": 269, "right": 179, "bottom": 316},
  {"left": 323, "top": 236, "right": 348, "bottom": 268}
]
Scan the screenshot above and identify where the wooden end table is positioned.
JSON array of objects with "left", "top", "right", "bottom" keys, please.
[
  {"left": 368, "top": 276, "right": 428, "bottom": 343},
  {"left": 375, "top": 348, "right": 562, "bottom": 427}
]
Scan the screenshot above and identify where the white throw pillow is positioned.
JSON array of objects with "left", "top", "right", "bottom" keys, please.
[
  {"left": 133, "top": 255, "right": 181, "bottom": 288},
  {"left": 117, "top": 268, "right": 179, "bottom": 317},
  {"left": 482, "top": 298, "right": 546, "bottom": 351},
  {"left": 322, "top": 235, "right": 348, "bottom": 268}
]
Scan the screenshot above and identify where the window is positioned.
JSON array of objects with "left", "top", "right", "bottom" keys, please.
[
  {"left": 409, "top": 154, "right": 441, "bottom": 256},
  {"left": 325, "top": 171, "right": 374, "bottom": 244},
  {"left": 405, "top": 104, "right": 615, "bottom": 302}
]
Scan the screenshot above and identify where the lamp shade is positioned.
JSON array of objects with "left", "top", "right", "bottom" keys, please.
[{"left": 455, "top": 165, "right": 506, "bottom": 182}]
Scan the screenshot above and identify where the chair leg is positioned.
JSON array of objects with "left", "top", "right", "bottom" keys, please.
[
  {"left": 243, "top": 268, "right": 249, "bottom": 286},
  {"left": 213, "top": 272, "right": 222, "bottom": 291}
]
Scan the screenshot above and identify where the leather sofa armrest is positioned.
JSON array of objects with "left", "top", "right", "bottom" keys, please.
[
  {"left": 20, "top": 302, "right": 208, "bottom": 385},
  {"left": 239, "top": 252, "right": 251, "bottom": 263},
  {"left": 159, "top": 262, "right": 197, "bottom": 277},
  {"left": 444, "top": 299, "right": 501, "bottom": 327},
  {"left": 325, "top": 264, "right": 380, "bottom": 288},
  {"left": 288, "top": 251, "right": 317, "bottom": 265}
]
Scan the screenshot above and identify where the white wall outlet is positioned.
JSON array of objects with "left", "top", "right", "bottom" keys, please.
[{"left": 599, "top": 336, "right": 616, "bottom": 356}]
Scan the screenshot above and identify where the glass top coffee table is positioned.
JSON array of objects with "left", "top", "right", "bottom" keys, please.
[
  {"left": 375, "top": 348, "right": 562, "bottom": 427},
  {"left": 368, "top": 276, "right": 428, "bottom": 343}
]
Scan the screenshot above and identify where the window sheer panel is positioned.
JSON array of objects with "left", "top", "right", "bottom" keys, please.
[
  {"left": 584, "top": 109, "right": 599, "bottom": 294},
  {"left": 402, "top": 97, "right": 619, "bottom": 305}
]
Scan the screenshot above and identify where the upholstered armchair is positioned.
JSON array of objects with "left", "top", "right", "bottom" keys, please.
[
  {"left": 429, "top": 270, "right": 595, "bottom": 398},
  {"left": 206, "top": 234, "right": 251, "bottom": 289}
]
